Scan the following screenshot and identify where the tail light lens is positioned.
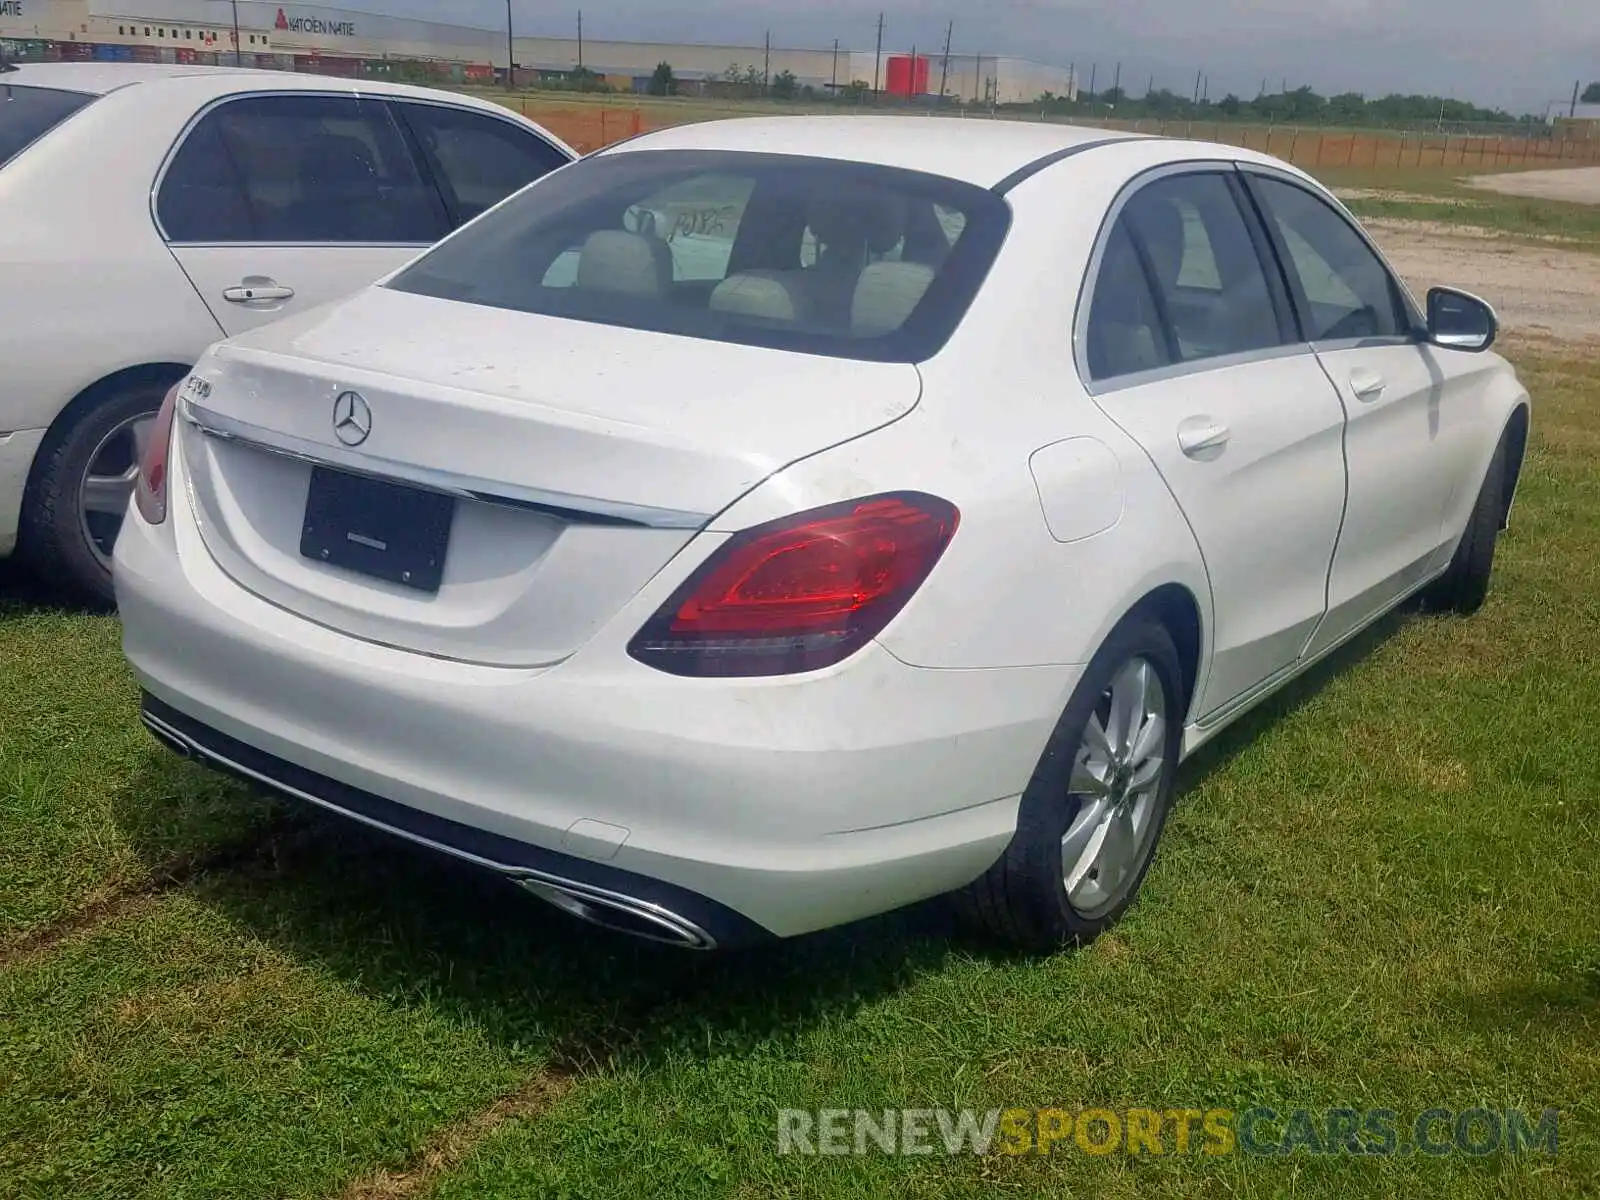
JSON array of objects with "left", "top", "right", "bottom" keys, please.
[
  {"left": 134, "top": 382, "right": 180, "bottom": 526},
  {"left": 628, "top": 492, "right": 959, "bottom": 677}
]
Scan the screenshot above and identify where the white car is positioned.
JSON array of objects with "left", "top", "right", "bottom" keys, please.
[
  {"left": 114, "top": 116, "right": 1530, "bottom": 951},
  {"left": 0, "top": 62, "right": 574, "bottom": 603}
]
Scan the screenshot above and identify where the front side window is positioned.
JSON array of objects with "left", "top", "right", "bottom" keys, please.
[
  {"left": 396, "top": 102, "right": 569, "bottom": 227},
  {"left": 1249, "top": 175, "right": 1412, "bottom": 342},
  {"left": 0, "top": 84, "right": 96, "bottom": 167},
  {"left": 157, "top": 94, "right": 445, "bottom": 244},
  {"left": 387, "top": 150, "right": 1011, "bottom": 363}
]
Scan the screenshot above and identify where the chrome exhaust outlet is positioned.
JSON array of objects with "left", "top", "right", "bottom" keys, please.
[
  {"left": 141, "top": 712, "right": 193, "bottom": 759},
  {"left": 514, "top": 878, "right": 716, "bottom": 950}
]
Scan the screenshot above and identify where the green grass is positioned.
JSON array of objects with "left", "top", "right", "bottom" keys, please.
[
  {"left": 0, "top": 347, "right": 1597, "bottom": 1197},
  {"left": 1309, "top": 166, "right": 1600, "bottom": 250},
  {"left": 0, "top": 595, "right": 284, "bottom": 941}
]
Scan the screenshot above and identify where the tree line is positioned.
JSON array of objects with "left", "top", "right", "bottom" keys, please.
[{"left": 1029, "top": 85, "right": 1544, "bottom": 128}]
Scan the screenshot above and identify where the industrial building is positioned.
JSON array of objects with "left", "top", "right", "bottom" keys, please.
[
  {"left": 1554, "top": 103, "right": 1600, "bottom": 140},
  {"left": 1, "top": 0, "right": 1077, "bottom": 103}
]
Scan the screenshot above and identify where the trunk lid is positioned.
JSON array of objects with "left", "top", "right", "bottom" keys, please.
[{"left": 179, "top": 286, "right": 922, "bottom": 667}]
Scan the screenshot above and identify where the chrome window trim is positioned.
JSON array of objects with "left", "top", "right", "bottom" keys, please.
[
  {"left": 149, "top": 88, "right": 569, "bottom": 247},
  {"left": 1085, "top": 341, "right": 1315, "bottom": 397},
  {"left": 180, "top": 398, "right": 710, "bottom": 530},
  {"left": 1235, "top": 163, "right": 1429, "bottom": 338},
  {"left": 1072, "top": 158, "right": 1310, "bottom": 391}
]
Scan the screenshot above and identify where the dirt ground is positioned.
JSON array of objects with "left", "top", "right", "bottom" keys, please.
[
  {"left": 1367, "top": 218, "right": 1600, "bottom": 348},
  {"left": 1463, "top": 167, "right": 1600, "bottom": 205}
]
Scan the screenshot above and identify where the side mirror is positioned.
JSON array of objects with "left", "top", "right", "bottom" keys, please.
[{"left": 1427, "top": 287, "right": 1497, "bottom": 353}]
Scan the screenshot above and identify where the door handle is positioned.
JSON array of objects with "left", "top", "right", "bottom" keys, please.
[
  {"left": 222, "top": 278, "right": 295, "bottom": 304},
  {"left": 1350, "top": 368, "right": 1386, "bottom": 401},
  {"left": 1177, "top": 418, "right": 1231, "bottom": 458}
]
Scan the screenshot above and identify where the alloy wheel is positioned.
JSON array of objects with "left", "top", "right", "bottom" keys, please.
[{"left": 1060, "top": 655, "right": 1169, "bottom": 918}]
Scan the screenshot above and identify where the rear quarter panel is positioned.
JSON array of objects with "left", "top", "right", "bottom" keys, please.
[{"left": 712, "top": 147, "right": 1215, "bottom": 703}]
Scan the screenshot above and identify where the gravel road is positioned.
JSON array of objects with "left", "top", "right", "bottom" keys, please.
[
  {"left": 1366, "top": 218, "right": 1600, "bottom": 346},
  {"left": 1463, "top": 167, "right": 1600, "bottom": 206}
]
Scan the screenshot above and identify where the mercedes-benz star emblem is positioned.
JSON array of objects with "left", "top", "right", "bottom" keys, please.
[{"left": 332, "top": 391, "right": 372, "bottom": 447}]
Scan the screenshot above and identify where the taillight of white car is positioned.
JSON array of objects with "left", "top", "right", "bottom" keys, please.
[
  {"left": 627, "top": 492, "right": 959, "bottom": 677},
  {"left": 134, "top": 382, "right": 181, "bottom": 526}
]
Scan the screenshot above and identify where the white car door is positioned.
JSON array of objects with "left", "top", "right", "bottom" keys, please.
[
  {"left": 155, "top": 92, "right": 449, "bottom": 338},
  {"left": 1080, "top": 167, "right": 1348, "bottom": 718},
  {"left": 1243, "top": 172, "right": 1470, "bottom": 656}
]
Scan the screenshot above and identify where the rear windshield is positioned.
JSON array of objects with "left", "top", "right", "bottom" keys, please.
[
  {"left": 385, "top": 149, "right": 1011, "bottom": 363},
  {"left": 1, "top": 83, "right": 95, "bottom": 167}
]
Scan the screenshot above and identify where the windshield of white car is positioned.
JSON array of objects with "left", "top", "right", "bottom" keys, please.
[
  {"left": 0, "top": 84, "right": 96, "bottom": 167},
  {"left": 385, "top": 149, "right": 1011, "bottom": 363}
]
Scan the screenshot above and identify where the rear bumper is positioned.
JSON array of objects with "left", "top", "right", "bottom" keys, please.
[
  {"left": 115, "top": 480, "right": 1079, "bottom": 941},
  {"left": 140, "top": 693, "right": 765, "bottom": 948},
  {"left": 0, "top": 428, "right": 47, "bottom": 558}
]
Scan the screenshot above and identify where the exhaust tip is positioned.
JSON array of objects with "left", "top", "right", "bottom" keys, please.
[
  {"left": 141, "top": 714, "right": 192, "bottom": 759},
  {"left": 515, "top": 878, "right": 714, "bottom": 949}
]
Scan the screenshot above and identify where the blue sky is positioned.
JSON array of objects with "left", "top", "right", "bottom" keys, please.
[{"left": 329, "top": 0, "right": 1595, "bottom": 113}]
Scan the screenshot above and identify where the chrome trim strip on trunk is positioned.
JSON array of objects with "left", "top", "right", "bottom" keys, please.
[
  {"left": 179, "top": 398, "right": 711, "bottom": 530},
  {"left": 140, "top": 709, "right": 718, "bottom": 949}
]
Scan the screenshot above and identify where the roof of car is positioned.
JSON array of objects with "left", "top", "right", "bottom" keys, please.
[
  {"left": 604, "top": 115, "right": 1136, "bottom": 189},
  {"left": 1, "top": 62, "right": 284, "bottom": 95},
  {"left": 0, "top": 61, "right": 499, "bottom": 105}
]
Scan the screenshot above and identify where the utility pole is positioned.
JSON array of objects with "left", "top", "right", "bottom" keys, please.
[
  {"left": 1111, "top": 60, "right": 1120, "bottom": 104},
  {"left": 1146, "top": 73, "right": 1153, "bottom": 97},
  {"left": 1193, "top": 68, "right": 1201, "bottom": 105},
  {"left": 938, "top": 19, "right": 953, "bottom": 101},
  {"left": 1087, "top": 62, "right": 1097, "bottom": 114},
  {"left": 872, "top": 12, "right": 884, "bottom": 99},
  {"left": 576, "top": 9, "right": 583, "bottom": 73},
  {"left": 763, "top": 29, "right": 770, "bottom": 93},
  {"left": 504, "top": 0, "right": 514, "bottom": 90},
  {"left": 1572, "top": 78, "right": 1582, "bottom": 118},
  {"left": 831, "top": 38, "right": 839, "bottom": 94},
  {"left": 1201, "top": 74, "right": 1208, "bottom": 104},
  {"left": 230, "top": 0, "right": 241, "bottom": 66}
]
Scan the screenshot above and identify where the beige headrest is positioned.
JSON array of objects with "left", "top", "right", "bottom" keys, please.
[
  {"left": 851, "top": 262, "right": 936, "bottom": 336},
  {"left": 709, "top": 271, "right": 811, "bottom": 323},
  {"left": 575, "top": 230, "right": 673, "bottom": 297}
]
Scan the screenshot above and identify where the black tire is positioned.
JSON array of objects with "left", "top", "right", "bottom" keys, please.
[
  {"left": 18, "top": 381, "right": 169, "bottom": 608},
  {"left": 956, "top": 615, "right": 1185, "bottom": 952},
  {"left": 1423, "top": 436, "right": 1507, "bottom": 617}
]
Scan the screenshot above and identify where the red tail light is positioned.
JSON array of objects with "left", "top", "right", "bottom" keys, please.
[
  {"left": 134, "top": 382, "right": 180, "bottom": 526},
  {"left": 628, "top": 492, "right": 959, "bottom": 677}
]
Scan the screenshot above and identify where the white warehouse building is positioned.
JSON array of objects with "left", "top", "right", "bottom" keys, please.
[{"left": 2, "top": 0, "right": 1077, "bottom": 103}]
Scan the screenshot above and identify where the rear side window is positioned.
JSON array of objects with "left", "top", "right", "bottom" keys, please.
[
  {"left": 157, "top": 93, "right": 446, "bottom": 244},
  {"left": 386, "top": 149, "right": 1011, "bottom": 364},
  {"left": 395, "top": 102, "right": 569, "bottom": 227},
  {"left": 0, "top": 84, "right": 95, "bottom": 166}
]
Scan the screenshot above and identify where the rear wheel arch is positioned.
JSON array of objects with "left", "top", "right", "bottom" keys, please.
[
  {"left": 1127, "top": 584, "right": 1204, "bottom": 721},
  {"left": 33, "top": 362, "right": 192, "bottom": 456}
]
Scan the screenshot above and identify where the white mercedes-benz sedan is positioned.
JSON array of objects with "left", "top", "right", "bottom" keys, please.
[
  {"left": 114, "top": 116, "right": 1531, "bottom": 951},
  {"left": 0, "top": 61, "right": 574, "bottom": 604}
]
